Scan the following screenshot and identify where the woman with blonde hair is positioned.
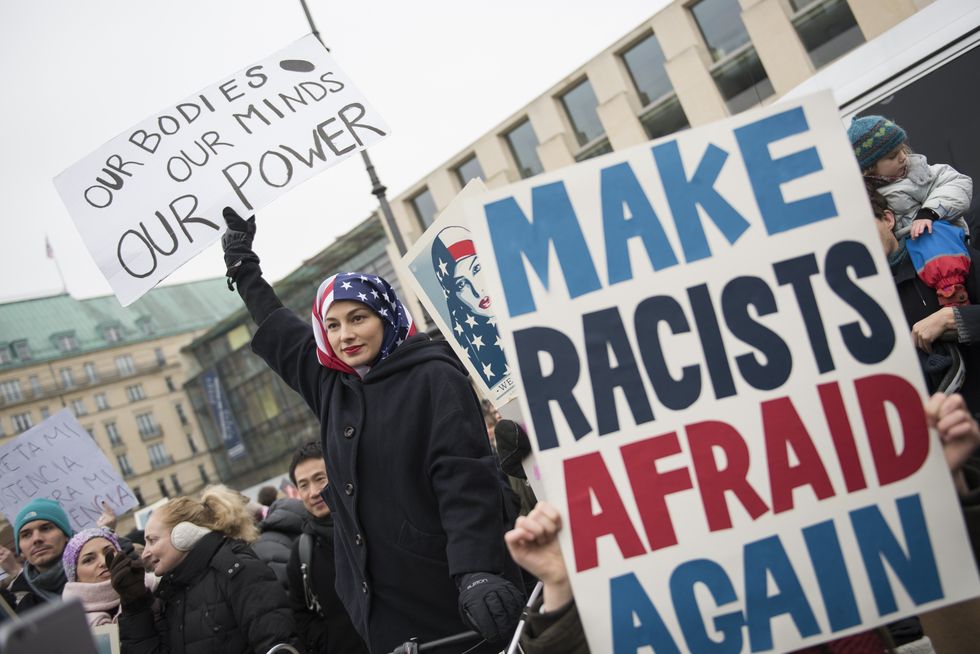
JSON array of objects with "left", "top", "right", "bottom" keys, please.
[{"left": 109, "top": 484, "right": 300, "bottom": 654}]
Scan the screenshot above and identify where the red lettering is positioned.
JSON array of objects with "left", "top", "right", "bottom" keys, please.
[
  {"left": 688, "top": 421, "right": 769, "bottom": 531},
  {"left": 856, "top": 374, "right": 929, "bottom": 485},
  {"left": 621, "top": 432, "right": 693, "bottom": 551},
  {"left": 762, "top": 397, "right": 835, "bottom": 513},
  {"left": 564, "top": 452, "right": 646, "bottom": 573},
  {"left": 818, "top": 382, "right": 867, "bottom": 492}
]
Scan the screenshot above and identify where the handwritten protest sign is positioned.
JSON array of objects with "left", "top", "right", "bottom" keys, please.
[
  {"left": 402, "top": 179, "right": 516, "bottom": 407},
  {"left": 0, "top": 410, "right": 137, "bottom": 532},
  {"left": 55, "top": 35, "right": 389, "bottom": 306},
  {"left": 466, "top": 92, "right": 980, "bottom": 653}
]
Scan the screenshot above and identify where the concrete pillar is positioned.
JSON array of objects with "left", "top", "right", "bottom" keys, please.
[
  {"left": 527, "top": 96, "right": 575, "bottom": 171},
  {"left": 586, "top": 53, "right": 648, "bottom": 149},
  {"left": 472, "top": 133, "right": 516, "bottom": 189},
  {"left": 846, "top": 0, "right": 917, "bottom": 40},
  {"left": 740, "top": 0, "right": 814, "bottom": 95},
  {"left": 425, "top": 168, "right": 457, "bottom": 211}
]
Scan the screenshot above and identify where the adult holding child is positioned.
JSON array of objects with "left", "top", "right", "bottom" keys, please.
[
  {"left": 110, "top": 484, "right": 300, "bottom": 654},
  {"left": 220, "top": 207, "right": 525, "bottom": 653}
]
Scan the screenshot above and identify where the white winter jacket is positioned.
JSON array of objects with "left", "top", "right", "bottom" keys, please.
[{"left": 878, "top": 153, "right": 973, "bottom": 231}]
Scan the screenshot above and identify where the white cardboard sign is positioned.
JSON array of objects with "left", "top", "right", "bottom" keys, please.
[
  {"left": 54, "top": 34, "right": 389, "bottom": 306},
  {"left": 0, "top": 410, "right": 138, "bottom": 532},
  {"left": 466, "top": 92, "right": 980, "bottom": 653}
]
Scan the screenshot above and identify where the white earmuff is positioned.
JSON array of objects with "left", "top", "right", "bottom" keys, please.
[{"left": 170, "top": 522, "right": 211, "bottom": 551}]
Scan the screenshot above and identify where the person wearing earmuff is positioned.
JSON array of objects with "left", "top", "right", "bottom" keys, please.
[{"left": 108, "top": 484, "right": 303, "bottom": 654}]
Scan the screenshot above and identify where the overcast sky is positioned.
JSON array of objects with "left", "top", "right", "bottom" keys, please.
[{"left": 0, "top": 1, "right": 666, "bottom": 304}]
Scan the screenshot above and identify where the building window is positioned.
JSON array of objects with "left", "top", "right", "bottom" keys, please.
[
  {"left": 175, "top": 402, "right": 189, "bottom": 426},
  {"left": 187, "top": 433, "right": 199, "bottom": 454},
  {"left": 137, "top": 316, "right": 155, "bottom": 336},
  {"left": 71, "top": 398, "right": 87, "bottom": 417},
  {"left": 620, "top": 33, "right": 690, "bottom": 140},
  {"left": 165, "top": 376, "right": 176, "bottom": 392},
  {"left": 0, "top": 419, "right": 5, "bottom": 436},
  {"left": 115, "top": 355, "right": 136, "bottom": 376},
  {"left": 0, "top": 346, "right": 10, "bottom": 365},
  {"left": 157, "top": 478, "right": 169, "bottom": 498},
  {"left": 453, "top": 155, "right": 485, "bottom": 187},
  {"left": 106, "top": 421, "right": 122, "bottom": 446},
  {"left": 54, "top": 333, "right": 78, "bottom": 353},
  {"left": 409, "top": 188, "right": 438, "bottom": 229},
  {"left": 149, "top": 444, "right": 171, "bottom": 470},
  {"left": 103, "top": 325, "right": 123, "bottom": 343},
  {"left": 690, "top": 0, "right": 774, "bottom": 113},
  {"left": 39, "top": 406, "right": 50, "bottom": 419},
  {"left": 558, "top": 79, "right": 612, "bottom": 161},
  {"left": 136, "top": 412, "right": 161, "bottom": 439},
  {"left": 504, "top": 119, "right": 544, "bottom": 179},
  {"left": 95, "top": 393, "right": 109, "bottom": 411},
  {"left": 126, "top": 384, "right": 146, "bottom": 402},
  {"left": 12, "top": 412, "right": 33, "bottom": 433},
  {"left": 28, "top": 375, "right": 41, "bottom": 396},
  {"left": 154, "top": 348, "right": 166, "bottom": 367},
  {"left": 12, "top": 340, "right": 31, "bottom": 361},
  {"left": 84, "top": 426, "right": 94, "bottom": 438},
  {"left": 791, "top": 0, "right": 863, "bottom": 69},
  {"left": 84, "top": 362, "right": 98, "bottom": 383},
  {"left": 60, "top": 367, "right": 75, "bottom": 389},
  {"left": 170, "top": 473, "right": 183, "bottom": 495},
  {"left": 133, "top": 486, "right": 145, "bottom": 506},
  {"left": 117, "top": 454, "right": 134, "bottom": 477},
  {"left": 198, "top": 464, "right": 210, "bottom": 485},
  {"left": 0, "top": 380, "right": 22, "bottom": 402}
]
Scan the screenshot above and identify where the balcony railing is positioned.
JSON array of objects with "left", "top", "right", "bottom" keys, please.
[
  {"left": 0, "top": 358, "right": 173, "bottom": 409},
  {"left": 150, "top": 455, "right": 174, "bottom": 470},
  {"left": 139, "top": 425, "right": 164, "bottom": 441}
]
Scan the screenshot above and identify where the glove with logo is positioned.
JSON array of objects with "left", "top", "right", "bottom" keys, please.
[
  {"left": 456, "top": 571, "right": 524, "bottom": 643},
  {"left": 221, "top": 207, "right": 259, "bottom": 289}
]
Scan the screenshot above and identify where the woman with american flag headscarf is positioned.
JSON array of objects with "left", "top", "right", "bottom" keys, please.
[
  {"left": 431, "top": 225, "right": 508, "bottom": 390},
  {"left": 219, "top": 208, "right": 525, "bottom": 654}
]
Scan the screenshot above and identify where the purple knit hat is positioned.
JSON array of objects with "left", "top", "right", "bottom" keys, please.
[{"left": 62, "top": 527, "right": 120, "bottom": 582}]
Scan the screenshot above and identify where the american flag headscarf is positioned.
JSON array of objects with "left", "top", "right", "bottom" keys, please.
[{"left": 312, "top": 272, "right": 416, "bottom": 375}]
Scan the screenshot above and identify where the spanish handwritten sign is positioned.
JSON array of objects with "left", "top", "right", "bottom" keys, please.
[
  {"left": 0, "top": 410, "right": 138, "bottom": 532},
  {"left": 466, "top": 91, "right": 980, "bottom": 653},
  {"left": 55, "top": 35, "right": 389, "bottom": 306}
]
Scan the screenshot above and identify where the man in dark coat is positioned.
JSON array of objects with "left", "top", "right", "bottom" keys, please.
[
  {"left": 222, "top": 209, "right": 525, "bottom": 654},
  {"left": 9, "top": 498, "right": 74, "bottom": 613},
  {"left": 285, "top": 441, "right": 367, "bottom": 654},
  {"left": 253, "top": 497, "right": 306, "bottom": 588}
]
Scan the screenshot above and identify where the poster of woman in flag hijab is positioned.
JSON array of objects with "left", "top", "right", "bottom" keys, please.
[{"left": 402, "top": 180, "right": 516, "bottom": 407}]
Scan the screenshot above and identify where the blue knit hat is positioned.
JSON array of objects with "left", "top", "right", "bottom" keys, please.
[
  {"left": 848, "top": 115, "right": 907, "bottom": 171},
  {"left": 14, "top": 498, "right": 74, "bottom": 555}
]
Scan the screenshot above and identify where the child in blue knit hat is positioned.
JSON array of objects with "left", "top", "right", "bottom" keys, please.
[
  {"left": 848, "top": 115, "right": 973, "bottom": 239},
  {"left": 850, "top": 115, "right": 974, "bottom": 306}
]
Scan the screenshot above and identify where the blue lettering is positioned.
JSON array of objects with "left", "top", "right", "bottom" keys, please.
[
  {"left": 485, "top": 181, "right": 601, "bottom": 317},
  {"left": 734, "top": 107, "right": 837, "bottom": 235},
  {"left": 610, "top": 573, "right": 681, "bottom": 654},
  {"left": 670, "top": 559, "right": 744, "bottom": 654},
  {"left": 802, "top": 520, "right": 861, "bottom": 632}
]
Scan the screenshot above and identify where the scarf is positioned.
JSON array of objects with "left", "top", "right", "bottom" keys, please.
[
  {"left": 888, "top": 236, "right": 909, "bottom": 272},
  {"left": 311, "top": 272, "right": 416, "bottom": 377},
  {"left": 23, "top": 561, "right": 67, "bottom": 602},
  {"left": 62, "top": 579, "right": 120, "bottom": 626}
]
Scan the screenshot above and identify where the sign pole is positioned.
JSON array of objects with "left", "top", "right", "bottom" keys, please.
[{"left": 296, "top": 0, "right": 408, "bottom": 255}]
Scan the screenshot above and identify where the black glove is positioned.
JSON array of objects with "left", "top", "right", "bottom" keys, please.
[
  {"left": 222, "top": 207, "right": 259, "bottom": 289},
  {"left": 107, "top": 550, "right": 150, "bottom": 607},
  {"left": 915, "top": 208, "right": 940, "bottom": 223},
  {"left": 456, "top": 571, "right": 524, "bottom": 643},
  {"left": 494, "top": 420, "right": 532, "bottom": 480}
]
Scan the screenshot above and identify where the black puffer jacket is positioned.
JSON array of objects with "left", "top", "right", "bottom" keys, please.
[
  {"left": 253, "top": 498, "right": 306, "bottom": 588},
  {"left": 119, "top": 532, "right": 299, "bottom": 654}
]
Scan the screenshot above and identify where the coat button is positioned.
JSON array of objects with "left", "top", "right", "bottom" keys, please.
[
  {"left": 362, "top": 581, "right": 368, "bottom": 593},
  {"left": 344, "top": 426, "right": 355, "bottom": 438},
  {"left": 355, "top": 533, "right": 363, "bottom": 545},
  {"left": 345, "top": 483, "right": 354, "bottom": 495}
]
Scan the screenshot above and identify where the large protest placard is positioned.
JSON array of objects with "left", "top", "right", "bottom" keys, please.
[
  {"left": 466, "top": 91, "right": 980, "bottom": 653},
  {"left": 55, "top": 34, "right": 389, "bottom": 306},
  {"left": 402, "top": 179, "right": 516, "bottom": 407},
  {"left": 0, "top": 410, "right": 138, "bottom": 532}
]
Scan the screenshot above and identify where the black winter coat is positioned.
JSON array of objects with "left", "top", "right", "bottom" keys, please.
[
  {"left": 892, "top": 246, "right": 980, "bottom": 415},
  {"left": 254, "top": 498, "right": 306, "bottom": 588},
  {"left": 119, "top": 532, "right": 299, "bottom": 654},
  {"left": 286, "top": 515, "right": 368, "bottom": 654},
  {"left": 250, "top": 301, "right": 523, "bottom": 654}
]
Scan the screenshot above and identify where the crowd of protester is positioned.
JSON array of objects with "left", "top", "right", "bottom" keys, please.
[{"left": 0, "top": 114, "right": 977, "bottom": 654}]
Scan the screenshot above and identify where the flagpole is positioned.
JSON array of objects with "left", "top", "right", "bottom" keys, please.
[
  {"left": 46, "top": 235, "right": 68, "bottom": 295},
  {"left": 296, "top": 0, "right": 408, "bottom": 256}
]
